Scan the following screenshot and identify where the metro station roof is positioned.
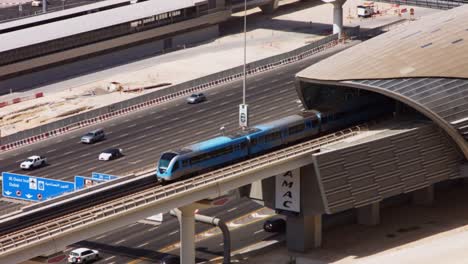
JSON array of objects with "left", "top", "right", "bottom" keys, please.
[{"left": 296, "top": 5, "right": 468, "bottom": 159}]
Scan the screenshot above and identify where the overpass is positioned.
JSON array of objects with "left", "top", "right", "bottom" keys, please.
[{"left": 0, "top": 125, "right": 363, "bottom": 263}]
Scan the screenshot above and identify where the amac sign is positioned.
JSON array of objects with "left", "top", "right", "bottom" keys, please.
[{"left": 275, "top": 169, "right": 300, "bottom": 213}]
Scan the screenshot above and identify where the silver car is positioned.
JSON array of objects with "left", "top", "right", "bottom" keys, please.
[
  {"left": 81, "top": 129, "right": 105, "bottom": 144},
  {"left": 186, "top": 93, "right": 206, "bottom": 104},
  {"left": 68, "top": 248, "right": 99, "bottom": 263}
]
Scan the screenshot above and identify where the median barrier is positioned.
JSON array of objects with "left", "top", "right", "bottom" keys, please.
[{"left": 0, "top": 28, "right": 362, "bottom": 152}]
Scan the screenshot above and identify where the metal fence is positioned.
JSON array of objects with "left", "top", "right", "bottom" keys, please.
[
  {"left": 1, "top": 27, "right": 361, "bottom": 151},
  {"left": 371, "top": 0, "right": 466, "bottom": 10}
]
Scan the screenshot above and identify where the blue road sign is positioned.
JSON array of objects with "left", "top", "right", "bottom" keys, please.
[
  {"left": 91, "top": 172, "right": 118, "bottom": 181},
  {"left": 75, "top": 176, "right": 106, "bottom": 190},
  {"left": 2, "top": 172, "right": 74, "bottom": 202}
]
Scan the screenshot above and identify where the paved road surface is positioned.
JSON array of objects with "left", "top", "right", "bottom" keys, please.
[{"left": 0, "top": 44, "right": 353, "bottom": 183}]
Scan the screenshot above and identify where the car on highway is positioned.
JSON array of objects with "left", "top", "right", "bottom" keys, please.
[
  {"left": 160, "top": 255, "right": 180, "bottom": 264},
  {"left": 263, "top": 218, "right": 286, "bottom": 233},
  {"left": 81, "top": 129, "right": 105, "bottom": 144},
  {"left": 186, "top": 93, "right": 206, "bottom": 104},
  {"left": 98, "top": 148, "right": 123, "bottom": 161},
  {"left": 20, "top": 155, "right": 47, "bottom": 170},
  {"left": 68, "top": 248, "right": 99, "bottom": 263}
]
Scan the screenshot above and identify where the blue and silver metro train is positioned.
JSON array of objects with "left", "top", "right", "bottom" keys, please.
[{"left": 155, "top": 97, "right": 393, "bottom": 183}]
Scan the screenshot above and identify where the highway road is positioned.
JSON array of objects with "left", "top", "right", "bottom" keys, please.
[
  {"left": 70, "top": 198, "right": 265, "bottom": 263},
  {"left": 0, "top": 44, "right": 353, "bottom": 183}
]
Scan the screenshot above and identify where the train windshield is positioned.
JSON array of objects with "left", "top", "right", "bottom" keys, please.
[{"left": 159, "top": 153, "right": 177, "bottom": 170}]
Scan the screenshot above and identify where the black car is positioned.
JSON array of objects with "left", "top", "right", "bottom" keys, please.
[
  {"left": 263, "top": 218, "right": 286, "bottom": 233},
  {"left": 98, "top": 148, "right": 123, "bottom": 161},
  {"left": 160, "top": 255, "right": 180, "bottom": 264}
]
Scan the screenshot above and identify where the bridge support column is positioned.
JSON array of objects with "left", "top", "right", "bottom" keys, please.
[
  {"left": 322, "top": 0, "right": 345, "bottom": 37},
  {"left": 357, "top": 202, "right": 380, "bottom": 226},
  {"left": 260, "top": 0, "right": 279, "bottom": 14},
  {"left": 286, "top": 214, "right": 322, "bottom": 252},
  {"left": 412, "top": 185, "right": 434, "bottom": 206},
  {"left": 176, "top": 204, "right": 198, "bottom": 264}
]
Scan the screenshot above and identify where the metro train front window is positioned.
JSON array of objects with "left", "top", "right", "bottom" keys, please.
[{"left": 159, "top": 153, "right": 177, "bottom": 171}]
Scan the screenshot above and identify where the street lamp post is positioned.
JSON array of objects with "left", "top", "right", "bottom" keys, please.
[{"left": 239, "top": 0, "right": 249, "bottom": 130}]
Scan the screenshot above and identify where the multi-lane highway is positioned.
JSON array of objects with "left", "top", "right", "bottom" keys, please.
[
  {"left": 0, "top": 43, "right": 354, "bottom": 263},
  {"left": 0, "top": 45, "right": 353, "bottom": 183}
]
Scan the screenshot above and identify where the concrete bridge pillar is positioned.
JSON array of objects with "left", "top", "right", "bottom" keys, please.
[
  {"left": 175, "top": 204, "right": 198, "bottom": 264},
  {"left": 260, "top": 0, "right": 279, "bottom": 14},
  {"left": 286, "top": 214, "right": 322, "bottom": 252},
  {"left": 412, "top": 185, "right": 434, "bottom": 206},
  {"left": 357, "top": 202, "right": 380, "bottom": 226},
  {"left": 322, "top": 0, "right": 346, "bottom": 37}
]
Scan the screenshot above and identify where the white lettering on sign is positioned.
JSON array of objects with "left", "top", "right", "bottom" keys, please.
[{"left": 275, "top": 169, "right": 300, "bottom": 212}]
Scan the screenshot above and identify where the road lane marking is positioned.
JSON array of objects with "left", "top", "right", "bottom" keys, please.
[
  {"left": 15, "top": 159, "right": 23, "bottom": 163},
  {"left": 64, "top": 151, "right": 73, "bottom": 155},
  {"left": 69, "top": 164, "right": 79, "bottom": 169},
  {"left": 125, "top": 119, "right": 130, "bottom": 122},
  {"left": 168, "top": 230, "right": 179, "bottom": 236},
  {"left": 79, "top": 153, "right": 90, "bottom": 158},
  {"left": 119, "top": 133, "right": 129, "bottom": 138},
  {"left": 137, "top": 242, "right": 149, "bottom": 248},
  {"left": 227, "top": 207, "right": 237, "bottom": 212},
  {"left": 127, "top": 145, "right": 138, "bottom": 150},
  {"left": 170, "top": 138, "right": 183, "bottom": 144},
  {"left": 115, "top": 239, "right": 126, "bottom": 244},
  {"left": 88, "top": 166, "right": 97, "bottom": 171},
  {"left": 107, "top": 131, "right": 113, "bottom": 135},
  {"left": 195, "top": 130, "right": 205, "bottom": 135},
  {"left": 196, "top": 109, "right": 205, "bottom": 113},
  {"left": 149, "top": 226, "right": 159, "bottom": 231},
  {"left": 104, "top": 256, "right": 115, "bottom": 261},
  {"left": 145, "top": 125, "right": 155, "bottom": 129},
  {"left": 95, "top": 234, "right": 107, "bottom": 240},
  {"left": 254, "top": 229, "right": 264, "bottom": 234},
  {"left": 128, "top": 124, "right": 137, "bottom": 128},
  {"left": 128, "top": 223, "right": 138, "bottom": 228}
]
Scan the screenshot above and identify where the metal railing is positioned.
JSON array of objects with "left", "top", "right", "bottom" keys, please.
[
  {"left": 371, "top": 0, "right": 466, "bottom": 9},
  {"left": 0, "top": 125, "right": 366, "bottom": 254}
]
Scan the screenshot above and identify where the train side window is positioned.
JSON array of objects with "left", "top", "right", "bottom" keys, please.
[
  {"left": 182, "top": 160, "right": 190, "bottom": 167},
  {"left": 173, "top": 162, "right": 180, "bottom": 171},
  {"left": 265, "top": 131, "right": 282, "bottom": 142},
  {"left": 288, "top": 123, "right": 305, "bottom": 134},
  {"left": 251, "top": 138, "right": 257, "bottom": 146},
  {"left": 240, "top": 142, "right": 247, "bottom": 149}
]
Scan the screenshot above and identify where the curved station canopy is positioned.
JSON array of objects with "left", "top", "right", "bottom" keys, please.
[{"left": 296, "top": 5, "right": 468, "bottom": 159}]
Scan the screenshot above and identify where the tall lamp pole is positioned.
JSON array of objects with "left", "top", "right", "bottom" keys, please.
[{"left": 239, "top": 0, "right": 249, "bottom": 130}]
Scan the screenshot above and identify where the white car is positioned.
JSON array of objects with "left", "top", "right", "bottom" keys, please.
[
  {"left": 68, "top": 248, "right": 99, "bottom": 263},
  {"left": 20, "top": 155, "right": 47, "bottom": 170},
  {"left": 31, "top": 0, "right": 42, "bottom": 6},
  {"left": 98, "top": 148, "right": 123, "bottom": 161}
]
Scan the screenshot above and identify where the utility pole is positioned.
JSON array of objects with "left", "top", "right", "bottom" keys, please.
[{"left": 239, "top": 0, "right": 249, "bottom": 130}]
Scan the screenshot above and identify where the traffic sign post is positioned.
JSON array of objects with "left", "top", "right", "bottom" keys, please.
[
  {"left": 91, "top": 172, "right": 119, "bottom": 181},
  {"left": 2, "top": 172, "right": 74, "bottom": 202},
  {"left": 75, "top": 176, "right": 106, "bottom": 190},
  {"left": 239, "top": 104, "right": 249, "bottom": 129}
]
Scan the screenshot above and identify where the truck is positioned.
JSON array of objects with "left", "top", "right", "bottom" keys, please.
[
  {"left": 20, "top": 155, "right": 47, "bottom": 170},
  {"left": 357, "top": 5, "right": 374, "bottom": 18}
]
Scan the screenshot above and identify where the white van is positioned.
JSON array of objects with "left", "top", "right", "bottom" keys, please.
[{"left": 357, "top": 5, "right": 374, "bottom": 18}]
